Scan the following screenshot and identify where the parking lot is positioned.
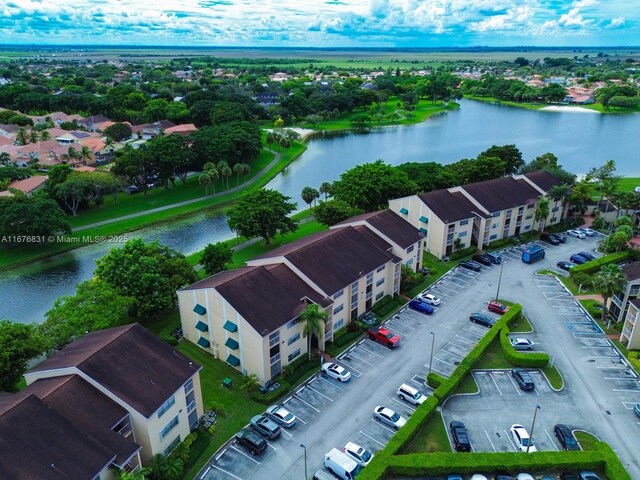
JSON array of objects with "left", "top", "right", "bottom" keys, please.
[{"left": 200, "top": 232, "right": 640, "bottom": 479}]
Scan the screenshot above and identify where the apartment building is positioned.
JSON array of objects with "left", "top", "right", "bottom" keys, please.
[
  {"left": 388, "top": 171, "right": 566, "bottom": 259},
  {"left": 611, "top": 261, "right": 640, "bottom": 328},
  {"left": 178, "top": 226, "right": 403, "bottom": 385},
  {"left": 621, "top": 299, "right": 640, "bottom": 350},
  {"left": 23, "top": 323, "right": 204, "bottom": 465}
]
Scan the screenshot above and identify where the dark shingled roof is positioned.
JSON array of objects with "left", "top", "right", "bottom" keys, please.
[
  {"left": 418, "top": 190, "right": 482, "bottom": 224},
  {"left": 28, "top": 375, "right": 140, "bottom": 467},
  {"left": 335, "top": 210, "right": 422, "bottom": 248},
  {"left": 524, "top": 171, "right": 563, "bottom": 192},
  {"left": 462, "top": 177, "right": 541, "bottom": 213},
  {"left": 253, "top": 227, "right": 399, "bottom": 295},
  {"left": 184, "top": 264, "right": 331, "bottom": 336},
  {"left": 28, "top": 324, "right": 201, "bottom": 418},
  {"left": 630, "top": 298, "right": 640, "bottom": 309},
  {"left": 622, "top": 261, "right": 640, "bottom": 282},
  {"left": 0, "top": 394, "right": 115, "bottom": 480}
]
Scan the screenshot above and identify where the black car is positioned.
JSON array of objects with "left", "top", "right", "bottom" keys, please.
[
  {"left": 485, "top": 252, "right": 502, "bottom": 264},
  {"left": 469, "top": 312, "right": 496, "bottom": 328},
  {"left": 472, "top": 254, "right": 493, "bottom": 266},
  {"left": 557, "top": 261, "right": 575, "bottom": 271},
  {"left": 511, "top": 368, "right": 535, "bottom": 391},
  {"left": 578, "top": 251, "right": 596, "bottom": 261},
  {"left": 449, "top": 421, "right": 471, "bottom": 452},
  {"left": 560, "top": 474, "right": 580, "bottom": 480},
  {"left": 235, "top": 428, "right": 268, "bottom": 455},
  {"left": 495, "top": 476, "right": 514, "bottom": 480},
  {"left": 460, "top": 260, "right": 482, "bottom": 272},
  {"left": 554, "top": 233, "right": 567, "bottom": 243},
  {"left": 541, "top": 233, "right": 560, "bottom": 245},
  {"left": 250, "top": 414, "right": 281, "bottom": 439},
  {"left": 554, "top": 424, "right": 580, "bottom": 451}
]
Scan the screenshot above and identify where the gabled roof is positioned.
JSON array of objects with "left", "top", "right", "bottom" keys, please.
[
  {"left": 524, "top": 171, "right": 563, "bottom": 192},
  {"left": 8, "top": 176, "right": 48, "bottom": 193},
  {"left": 28, "top": 323, "right": 201, "bottom": 418},
  {"left": 334, "top": 210, "right": 422, "bottom": 248},
  {"left": 622, "top": 262, "right": 640, "bottom": 282},
  {"left": 0, "top": 394, "right": 115, "bottom": 480},
  {"left": 462, "top": 177, "right": 541, "bottom": 213},
  {"left": 418, "top": 189, "right": 482, "bottom": 224},
  {"left": 183, "top": 264, "right": 331, "bottom": 336},
  {"left": 0, "top": 123, "right": 19, "bottom": 133}
]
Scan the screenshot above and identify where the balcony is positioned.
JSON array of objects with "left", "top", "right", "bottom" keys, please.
[{"left": 623, "top": 328, "right": 632, "bottom": 340}]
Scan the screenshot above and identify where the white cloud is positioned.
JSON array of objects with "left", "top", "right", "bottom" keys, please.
[{"left": 608, "top": 16, "right": 625, "bottom": 28}]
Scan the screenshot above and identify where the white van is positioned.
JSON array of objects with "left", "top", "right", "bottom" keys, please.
[{"left": 323, "top": 448, "right": 363, "bottom": 480}]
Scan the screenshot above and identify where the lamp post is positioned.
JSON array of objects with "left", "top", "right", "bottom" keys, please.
[
  {"left": 300, "top": 444, "right": 307, "bottom": 479},
  {"left": 428, "top": 332, "right": 435, "bottom": 377},
  {"left": 495, "top": 261, "right": 504, "bottom": 302},
  {"left": 526, "top": 405, "right": 541, "bottom": 453}
]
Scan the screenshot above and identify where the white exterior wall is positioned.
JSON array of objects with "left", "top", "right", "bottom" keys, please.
[{"left": 621, "top": 302, "right": 640, "bottom": 350}]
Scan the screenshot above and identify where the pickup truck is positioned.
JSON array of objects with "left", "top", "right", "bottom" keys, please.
[{"left": 367, "top": 326, "right": 400, "bottom": 348}]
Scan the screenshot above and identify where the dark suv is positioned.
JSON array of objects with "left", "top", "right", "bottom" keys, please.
[
  {"left": 235, "top": 428, "right": 268, "bottom": 455},
  {"left": 541, "top": 233, "right": 560, "bottom": 245},
  {"left": 449, "top": 421, "right": 471, "bottom": 452},
  {"left": 554, "top": 424, "right": 580, "bottom": 450},
  {"left": 485, "top": 252, "right": 502, "bottom": 264},
  {"left": 472, "top": 254, "right": 493, "bottom": 266},
  {"left": 511, "top": 368, "right": 535, "bottom": 391}
]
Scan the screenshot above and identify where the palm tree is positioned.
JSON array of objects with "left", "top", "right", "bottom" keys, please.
[
  {"left": 301, "top": 186, "right": 319, "bottom": 213},
  {"left": 595, "top": 264, "right": 626, "bottom": 329},
  {"left": 28, "top": 129, "right": 39, "bottom": 144},
  {"left": 145, "top": 453, "right": 183, "bottom": 480},
  {"left": 240, "top": 373, "right": 260, "bottom": 390},
  {"left": 319, "top": 182, "right": 332, "bottom": 200},
  {"left": 103, "top": 136, "right": 115, "bottom": 152},
  {"left": 199, "top": 173, "right": 212, "bottom": 194},
  {"left": 39, "top": 130, "right": 51, "bottom": 141},
  {"left": 0, "top": 152, "right": 11, "bottom": 166},
  {"left": 15, "top": 127, "right": 28, "bottom": 146},
  {"left": 569, "top": 180, "right": 591, "bottom": 218},
  {"left": 241, "top": 163, "right": 251, "bottom": 182},
  {"left": 548, "top": 184, "right": 571, "bottom": 217},
  {"left": 63, "top": 146, "right": 79, "bottom": 164},
  {"left": 534, "top": 197, "right": 550, "bottom": 232},
  {"left": 300, "top": 303, "right": 328, "bottom": 361},
  {"left": 233, "top": 163, "right": 244, "bottom": 186},
  {"left": 218, "top": 161, "right": 232, "bottom": 190},
  {"left": 79, "top": 145, "right": 93, "bottom": 165}
]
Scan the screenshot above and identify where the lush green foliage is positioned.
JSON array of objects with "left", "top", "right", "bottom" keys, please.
[
  {"left": 499, "top": 327, "right": 550, "bottom": 368},
  {"left": 0, "top": 191, "right": 71, "bottom": 238},
  {"left": 569, "top": 251, "right": 629, "bottom": 275},
  {"left": 313, "top": 199, "right": 357, "bottom": 226},
  {"left": 200, "top": 242, "right": 233, "bottom": 276},
  {"left": 0, "top": 320, "right": 46, "bottom": 392}
]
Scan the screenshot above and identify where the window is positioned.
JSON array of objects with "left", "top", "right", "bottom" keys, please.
[
  {"left": 551, "top": 217, "right": 557, "bottom": 222},
  {"left": 492, "top": 212, "right": 500, "bottom": 218},
  {"left": 287, "top": 332, "right": 300, "bottom": 346},
  {"left": 406, "top": 245, "right": 415, "bottom": 253},
  {"left": 525, "top": 214, "right": 533, "bottom": 220},
  {"left": 630, "top": 286, "right": 640, "bottom": 296},
  {"left": 333, "top": 304, "right": 344, "bottom": 315},
  {"left": 366, "top": 272, "right": 373, "bottom": 285},
  {"left": 376, "top": 291, "right": 384, "bottom": 300},
  {"left": 193, "top": 304, "right": 206, "bottom": 315},
  {"left": 333, "top": 289, "right": 344, "bottom": 300},
  {"left": 269, "top": 331, "right": 280, "bottom": 347},
  {"left": 288, "top": 349, "right": 301, "bottom": 362},
  {"left": 506, "top": 210, "right": 512, "bottom": 218},
  {"left": 527, "top": 203, "right": 535, "bottom": 209},
  {"left": 160, "top": 415, "right": 179, "bottom": 440},
  {"left": 405, "top": 259, "right": 413, "bottom": 266},
  {"left": 524, "top": 225, "right": 531, "bottom": 231},
  {"left": 157, "top": 396, "right": 175, "bottom": 418},
  {"left": 184, "top": 379, "right": 194, "bottom": 395},
  {"left": 399, "top": 207, "right": 408, "bottom": 214},
  {"left": 458, "top": 231, "right": 467, "bottom": 238},
  {"left": 163, "top": 436, "right": 181, "bottom": 456},
  {"left": 490, "top": 234, "right": 498, "bottom": 240},
  {"left": 333, "top": 319, "right": 344, "bottom": 330},
  {"left": 492, "top": 223, "right": 498, "bottom": 229},
  {"left": 376, "top": 265, "right": 385, "bottom": 273},
  {"left": 286, "top": 318, "right": 300, "bottom": 329},
  {"left": 376, "top": 277, "right": 385, "bottom": 287},
  {"left": 459, "top": 219, "right": 469, "bottom": 226},
  {"left": 552, "top": 206, "right": 559, "bottom": 212}
]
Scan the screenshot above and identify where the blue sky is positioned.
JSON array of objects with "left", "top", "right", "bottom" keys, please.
[{"left": 0, "top": 0, "right": 637, "bottom": 47}]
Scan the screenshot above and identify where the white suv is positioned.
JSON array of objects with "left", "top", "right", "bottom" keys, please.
[{"left": 397, "top": 383, "right": 426, "bottom": 405}]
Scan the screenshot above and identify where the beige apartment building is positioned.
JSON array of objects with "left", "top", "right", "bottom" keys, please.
[
  {"left": 178, "top": 219, "right": 422, "bottom": 385},
  {"left": 388, "top": 171, "right": 567, "bottom": 259},
  {"left": 621, "top": 299, "right": 640, "bottom": 350},
  {"left": 612, "top": 262, "right": 640, "bottom": 348}
]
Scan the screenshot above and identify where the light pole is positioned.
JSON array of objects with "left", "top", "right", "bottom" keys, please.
[
  {"left": 300, "top": 444, "right": 307, "bottom": 479},
  {"left": 428, "top": 332, "right": 435, "bottom": 377},
  {"left": 526, "top": 405, "right": 541, "bottom": 453},
  {"left": 495, "top": 261, "right": 504, "bottom": 302}
]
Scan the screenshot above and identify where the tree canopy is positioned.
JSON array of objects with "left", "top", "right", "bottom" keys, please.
[
  {"left": 200, "top": 242, "right": 234, "bottom": 276},
  {"left": 0, "top": 192, "right": 70, "bottom": 238},
  {"left": 0, "top": 320, "right": 46, "bottom": 392},
  {"left": 314, "top": 199, "right": 356, "bottom": 226}
]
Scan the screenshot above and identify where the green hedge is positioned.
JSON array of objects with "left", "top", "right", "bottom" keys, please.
[
  {"left": 333, "top": 329, "right": 363, "bottom": 347},
  {"left": 384, "top": 396, "right": 440, "bottom": 456},
  {"left": 499, "top": 327, "right": 550, "bottom": 368},
  {"left": 569, "top": 251, "right": 629, "bottom": 275},
  {"left": 248, "top": 381, "right": 291, "bottom": 404},
  {"left": 449, "top": 246, "right": 477, "bottom": 261},
  {"left": 426, "top": 372, "right": 445, "bottom": 388},
  {"left": 372, "top": 296, "right": 407, "bottom": 318}
]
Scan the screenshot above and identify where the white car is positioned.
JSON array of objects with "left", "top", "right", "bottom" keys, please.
[
  {"left": 373, "top": 406, "right": 407, "bottom": 430},
  {"left": 579, "top": 228, "right": 597, "bottom": 237},
  {"left": 516, "top": 474, "right": 535, "bottom": 480},
  {"left": 470, "top": 475, "right": 488, "bottom": 480},
  {"left": 342, "top": 441, "right": 374, "bottom": 466},
  {"left": 510, "top": 338, "right": 535, "bottom": 351},
  {"left": 397, "top": 383, "right": 426, "bottom": 405},
  {"left": 419, "top": 293, "right": 441, "bottom": 306},
  {"left": 265, "top": 404, "right": 297, "bottom": 428},
  {"left": 511, "top": 424, "right": 537, "bottom": 453},
  {"left": 321, "top": 362, "right": 351, "bottom": 382},
  {"left": 567, "top": 229, "right": 586, "bottom": 239}
]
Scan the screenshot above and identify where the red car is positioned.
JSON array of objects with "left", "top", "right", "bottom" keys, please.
[
  {"left": 488, "top": 301, "right": 509, "bottom": 315},
  {"left": 367, "top": 326, "right": 400, "bottom": 348}
]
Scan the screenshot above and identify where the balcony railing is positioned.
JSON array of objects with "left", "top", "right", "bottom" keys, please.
[{"left": 622, "top": 328, "right": 632, "bottom": 339}]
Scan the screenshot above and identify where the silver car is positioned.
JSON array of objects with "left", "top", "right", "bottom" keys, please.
[
  {"left": 373, "top": 406, "right": 407, "bottom": 430},
  {"left": 265, "top": 404, "right": 297, "bottom": 428},
  {"left": 567, "top": 229, "right": 586, "bottom": 239},
  {"left": 511, "top": 338, "right": 535, "bottom": 351}
]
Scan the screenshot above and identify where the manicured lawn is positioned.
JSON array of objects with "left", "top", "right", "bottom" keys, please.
[
  {"left": 474, "top": 338, "right": 512, "bottom": 370},
  {"left": 539, "top": 270, "right": 597, "bottom": 296},
  {"left": 574, "top": 430, "right": 600, "bottom": 450},
  {"left": 618, "top": 177, "right": 640, "bottom": 193},
  {"left": 509, "top": 313, "right": 533, "bottom": 333},
  {"left": 454, "top": 374, "right": 479, "bottom": 395},
  {"left": 404, "top": 411, "right": 452, "bottom": 453},
  {"left": 543, "top": 364, "right": 564, "bottom": 390}
]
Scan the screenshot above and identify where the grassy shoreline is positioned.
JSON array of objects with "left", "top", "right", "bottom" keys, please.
[{"left": 464, "top": 94, "right": 612, "bottom": 113}]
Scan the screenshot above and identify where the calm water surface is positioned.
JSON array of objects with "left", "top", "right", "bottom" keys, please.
[{"left": 3, "top": 99, "right": 639, "bottom": 323}]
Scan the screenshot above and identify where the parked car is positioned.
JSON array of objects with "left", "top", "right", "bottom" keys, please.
[
  {"left": 418, "top": 267, "right": 430, "bottom": 275},
  {"left": 360, "top": 312, "right": 377, "bottom": 325},
  {"left": 540, "top": 233, "right": 560, "bottom": 245},
  {"left": 510, "top": 424, "right": 537, "bottom": 452},
  {"left": 579, "top": 472, "right": 601, "bottom": 480},
  {"left": 373, "top": 406, "right": 407, "bottom": 430},
  {"left": 266, "top": 404, "right": 297, "bottom": 428},
  {"left": 447, "top": 476, "right": 463, "bottom": 480},
  {"left": 367, "top": 326, "right": 400, "bottom": 348},
  {"left": 485, "top": 252, "right": 503, "bottom": 264},
  {"left": 557, "top": 261, "right": 575, "bottom": 271},
  {"left": 570, "top": 253, "right": 588, "bottom": 264},
  {"left": 553, "top": 424, "right": 579, "bottom": 450},
  {"left": 488, "top": 300, "right": 509, "bottom": 315},
  {"left": 397, "top": 383, "right": 426, "bottom": 405},
  {"left": 567, "top": 229, "right": 586, "bottom": 239},
  {"left": 470, "top": 475, "right": 489, "bottom": 480},
  {"left": 511, "top": 338, "right": 535, "bottom": 351},
  {"left": 634, "top": 403, "right": 640, "bottom": 418},
  {"left": 250, "top": 414, "right": 281, "bottom": 439},
  {"left": 516, "top": 474, "right": 535, "bottom": 480},
  {"left": 511, "top": 368, "right": 535, "bottom": 391},
  {"left": 579, "top": 228, "right": 597, "bottom": 237},
  {"left": 321, "top": 362, "right": 352, "bottom": 382},
  {"left": 469, "top": 312, "right": 496, "bottom": 328},
  {"left": 460, "top": 260, "right": 482, "bottom": 272},
  {"left": 408, "top": 299, "right": 434, "bottom": 315},
  {"left": 419, "top": 293, "right": 441, "bottom": 306},
  {"left": 342, "top": 441, "right": 374, "bottom": 467},
  {"left": 449, "top": 421, "right": 471, "bottom": 452},
  {"left": 495, "top": 475, "right": 514, "bottom": 480},
  {"left": 313, "top": 469, "right": 338, "bottom": 480},
  {"left": 560, "top": 474, "right": 580, "bottom": 480},
  {"left": 235, "top": 428, "right": 268, "bottom": 455},
  {"left": 554, "top": 233, "right": 567, "bottom": 243},
  {"left": 324, "top": 448, "right": 362, "bottom": 480},
  {"left": 577, "top": 251, "right": 596, "bottom": 261},
  {"left": 472, "top": 254, "right": 493, "bottom": 266}
]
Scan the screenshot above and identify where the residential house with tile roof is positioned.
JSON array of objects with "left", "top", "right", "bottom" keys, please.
[
  {"left": 8, "top": 175, "right": 48, "bottom": 195},
  {"left": 0, "top": 123, "right": 19, "bottom": 140},
  {"left": 178, "top": 226, "right": 402, "bottom": 384},
  {"left": 24, "top": 323, "right": 203, "bottom": 464},
  {"left": 389, "top": 171, "right": 567, "bottom": 259}
]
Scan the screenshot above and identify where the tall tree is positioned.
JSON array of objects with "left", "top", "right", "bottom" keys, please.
[
  {"left": 55, "top": 174, "right": 90, "bottom": 216},
  {"left": 0, "top": 192, "right": 70, "bottom": 238},
  {"left": 200, "top": 242, "right": 234, "bottom": 276},
  {"left": 314, "top": 199, "right": 356, "bottom": 226},
  {"left": 301, "top": 186, "right": 319, "bottom": 212},
  {"left": 319, "top": 182, "right": 332, "bottom": 199},
  {"left": 227, "top": 188, "right": 297, "bottom": 245},
  {"left": 534, "top": 197, "right": 550, "bottom": 232},
  {"left": 218, "top": 161, "right": 232, "bottom": 190},
  {"left": 233, "top": 162, "right": 244, "bottom": 187},
  {"left": 15, "top": 127, "right": 28, "bottom": 146},
  {"left": 0, "top": 320, "right": 46, "bottom": 392},
  {"left": 595, "top": 264, "right": 626, "bottom": 328},
  {"left": 103, "top": 122, "right": 133, "bottom": 141},
  {"left": 479, "top": 145, "right": 524, "bottom": 175},
  {"left": 300, "top": 303, "right": 328, "bottom": 361}
]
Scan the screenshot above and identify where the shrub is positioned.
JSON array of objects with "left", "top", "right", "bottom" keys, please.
[
  {"left": 371, "top": 295, "right": 393, "bottom": 313},
  {"left": 570, "top": 271, "right": 595, "bottom": 289},
  {"left": 487, "top": 237, "right": 518, "bottom": 250},
  {"left": 449, "top": 246, "right": 476, "bottom": 260},
  {"left": 248, "top": 381, "right": 291, "bottom": 404},
  {"left": 499, "top": 328, "right": 550, "bottom": 368},
  {"left": 570, "top": 251, "right": 629, "bottom": 275},
  {"left": 545, "top": 218, "right": 585, "bottom": 233},
  {"left": 426, "top": 372, "right": 445, "bottom": 388},
  {"left": 333, "top": 329, "right": 362, "bottom": 348},
  {"left": 160, "top": 333, "right": 178, "bottom": 346}
]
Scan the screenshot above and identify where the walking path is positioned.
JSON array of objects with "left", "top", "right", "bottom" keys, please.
[{"left": 73, "top": 149, "right": 282, "bottom": 232}]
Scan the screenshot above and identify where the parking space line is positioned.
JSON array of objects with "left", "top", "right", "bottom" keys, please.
[
  {"left": 455, "top": 334, "right": 476, "bottom": 344},
  {"left": 430, "top": 366, "right": 449, "bottom": 376},
  {"left": 504, "top": 430, "right": 518, "bottom": 452},
  {"left": 359, "top": 430, "right": 386, "bottom": 447},
  {"left": 544, "top": 429, "right": 559, "bottom": 451},
  {"left": 505, "top": 374, "right": 522, "bottom": 395},
  {"left": 359, "top": 344, "right": 384, "bottom": 358},
  {"left": 434, "top": 356, "right": 457, "bottom": 367},
  {"left": 372, "top": 418, "right": 398, "bottom": 434},
  {"left": 207, "top": 464, "right": 244, "bottom": 480},
  {"left": 230, "top": 445, "right": 262, "bottom": 464},
  {"left": 613, "top": 388, "right": 640, "bottom": 392},
  {"left": 391, "top": 397, "right": 417, "bottom": 410},
  {"left": 306, "top": 384, "right": 334, "bottom": 401},
  {"left": 385, "top": 323, "right": 412, "bottom": 335},
  {"left": 489, "top": 374, "right": 503, "bottom": 395},
  {"left": 334, "top": 360, "right": 362, "bottom": 378},
  {"left": 622, "top": 402, "right": 638, "bottom": 409},
  {"left": 293, "top": 393, "right": 321, "bottom": 412},
  {"left": 448, "top": 341, "right": 471, "bottom": 351},
  {"left": 348, "top": 351, "right": 374, "bottom": 366},
  {"left": 318, "top": 375, "right": 345, "bottom": 391},
  {"left": 484, "top": 430, "right": 497, "bottom": 452}
]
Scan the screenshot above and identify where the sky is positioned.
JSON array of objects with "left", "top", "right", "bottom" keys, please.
[{"left": 0, "top": 0, "right": 637, "bottom": 47}]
